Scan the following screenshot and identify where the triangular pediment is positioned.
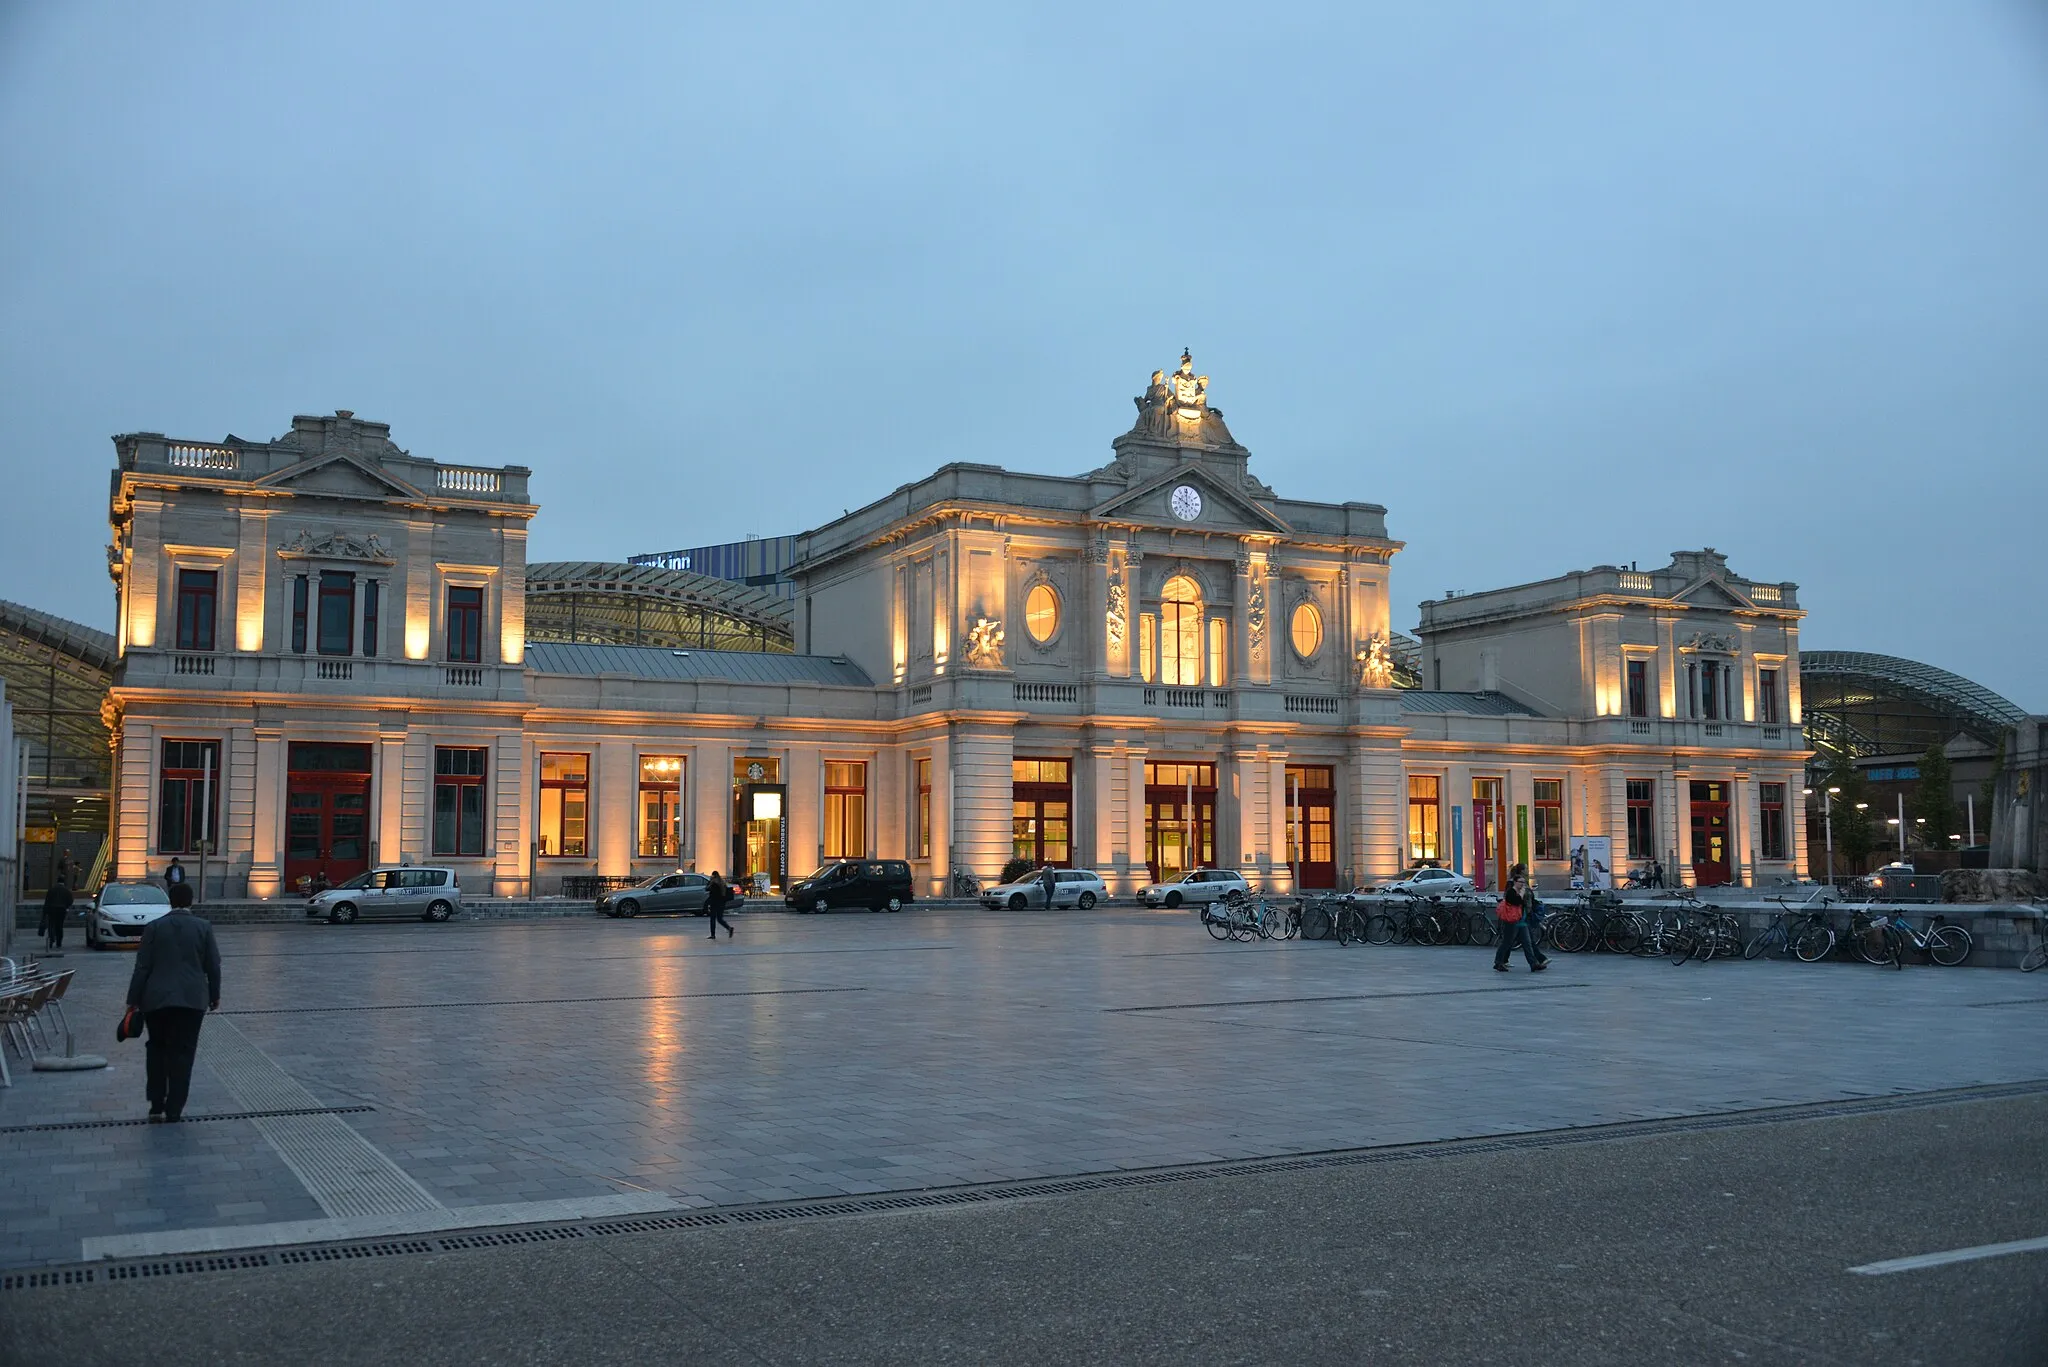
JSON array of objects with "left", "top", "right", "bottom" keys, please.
[
  {"left": 1673, "top": 577, "right": 1750, "bottom": 609},
  {"left": 257, "top": 452, "right": 424, "bottom": 502},
  {"left": 1090, "top": 462, "right": 1292, "bottom": 535}
]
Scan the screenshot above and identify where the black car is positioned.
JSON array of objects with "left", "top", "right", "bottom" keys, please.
[{"left": 785, "top": 859, "right": 914, "bottom": 913}]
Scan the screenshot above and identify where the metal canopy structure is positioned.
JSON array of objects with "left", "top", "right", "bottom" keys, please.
[
  {"left": 1799, "top": 650, "right": 2027, "bottom": 764},
  {"left": 524, "top": 561, "right": 795, "bottom": 653},
  {"left": 0, "top": 599, "right": 116, "bottom": 891}
]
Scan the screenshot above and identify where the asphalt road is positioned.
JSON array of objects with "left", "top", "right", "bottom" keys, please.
[{"left": 5, "top": 1095, "right": 2044, "bottom": 1366}]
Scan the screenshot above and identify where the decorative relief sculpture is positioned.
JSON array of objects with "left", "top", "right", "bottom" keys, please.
[
  {"left": 1356, "top": 632, "right": 1395, "bottom": 689},
  {"left": 279, "top": 529, "right": 393, "bottom": 562},
  {"left": 1681, "top": 631, "right": 1738, "bottom": 655},
  {"left": 1106, "top": 582, "right": 1128, "bottom": 652},
  {"left": 1246, "top": 575, "right": 1268, "bottom": 652},
  {"left": 965, "top": 617, "right": 1005, "bottom": 668}
]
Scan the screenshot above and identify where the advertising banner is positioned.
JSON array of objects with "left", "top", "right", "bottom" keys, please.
[{"left": 1569, "top": 835, "right": 1613, "bottom": 890}]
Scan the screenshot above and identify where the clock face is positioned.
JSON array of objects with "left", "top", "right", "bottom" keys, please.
[
  {"left": 745, "top": 762, "right": 766, "bottom": 782},
  {"left": 1170, "top": 485, "right": 1203, "bottom": 522}
]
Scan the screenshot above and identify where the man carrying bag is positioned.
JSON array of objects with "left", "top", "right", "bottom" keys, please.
[{"left": 125, "top": 882, "right": 221, "bottom": 1122}]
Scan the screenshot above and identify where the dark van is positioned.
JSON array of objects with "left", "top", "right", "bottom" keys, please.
[{"left": 785, "top": 860, "right": 914, "bottom": 913}]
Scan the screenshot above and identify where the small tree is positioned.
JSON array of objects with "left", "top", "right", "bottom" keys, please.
[
  {"left": 1826, "top": 759, "right": 1876, "bottom": 871},
  {"left": 998, "top": 857, "right": 1038, "bottom": 886},
  {"left": 1912, "top": 743, "right": 1957, "bottom": 849}
]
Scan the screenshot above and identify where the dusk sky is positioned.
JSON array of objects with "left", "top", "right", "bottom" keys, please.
[{"left": 3, "top": 2, "right": 2044, "bottom": 707}]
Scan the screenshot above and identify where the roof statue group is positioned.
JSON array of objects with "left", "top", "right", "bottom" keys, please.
[{"left": 1131, "top": 350, "right": 1238, "bottom": 447}]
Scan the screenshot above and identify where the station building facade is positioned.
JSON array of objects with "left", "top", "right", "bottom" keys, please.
[{"left": 104, "top": 362, "right": 1811, "bottom": 900}]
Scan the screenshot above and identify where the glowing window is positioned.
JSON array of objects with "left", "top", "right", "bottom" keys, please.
[
  {"left": 1160, "top": 575, "right": 1204, "bottom": 687},
  {"left": 1024, "top": 583, "right": 1059, "bottom": 643},
  {"left": 1290, "top": 602, "right": 1322, "bottom": 658}
]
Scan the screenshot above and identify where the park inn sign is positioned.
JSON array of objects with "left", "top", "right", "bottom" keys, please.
[{"left": 102, "top": 358, "right": 1809, "bottom": 901}]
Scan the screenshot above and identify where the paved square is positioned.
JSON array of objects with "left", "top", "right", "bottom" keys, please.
[{"left": 4, "top": 906, "right": 2045, "bottom": 1270}]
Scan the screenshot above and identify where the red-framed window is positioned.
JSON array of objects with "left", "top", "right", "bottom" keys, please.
[
  {"left": 158, "top": 739, "right": 221, "bottom": 854},
  {"left": 538, "top": 752, "right": 589, "bottom": 857},
  {"left": 638, "top": 755, "right": 684, "bottom": 859},
  {"left": 1626, "top": 779, "right": 1657, "bottom": 860},
  {"left": 290, "top": 575, "right": 309, "bottom": 653},
  {"left": 824, "top": 761, "right": 867, "bottom": 859},
  {"left": 433, "top": 747, "right": 488, "bottom": 856},
  {"left": 1759, "top": 782, "right": 1787, "bottom": 860},
  {"left": 447, "top": 586, "right": 484, "bottom": 664},
  {"left": 362, "top": 580, "right": 380, "bottom": 658},
  {"left": 175, "top": 569, "right": 218, "bottom": 652},
  {"left": 1758, "top": 669, "right": 1780, "bottom": 724},
  {"left": 317, "top": 572, "right": 355, "bottom": 656},
  {"left": 1626, "top": 659, "right": 1648, "bottom": 718},
  {"left": 1013, "top": 758, "right": 1072, "bottom": 867},
  {"left": 1533, "top": 779, "right": 1565, "bottom": 861}
]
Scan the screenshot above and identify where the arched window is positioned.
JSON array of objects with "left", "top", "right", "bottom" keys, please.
[
  {"left": 1024, "top": 583, "right": 1059, "bottom": 644},
  {"left": 1159, "top": 575, "right": 1204, "bottom": 686},
  {"left": 1290, "top": 602, "right": 1322, "bottom": 659}
]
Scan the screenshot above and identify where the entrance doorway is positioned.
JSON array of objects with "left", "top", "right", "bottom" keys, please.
[
  {"left": 1471, "top": 777, "right": 1506, "bottom": 891},
  {"left": 1012, "top": 758, "right": 1072, "bottom": 867},
  {"left": 1689, "top": 780, "right": 1733, "bottom": 887},
  {"left": 731, "top": 756, "right": 785, "bottom": 893},
  {"left": 283, "top": 742, "right": 373, "bottom": 890},
  {"left": 1145, "top": 762, "right": 1216, "bottom": 882},
  {"left": 1285, "top": 765, "right": 1336, "bottom": 889}
]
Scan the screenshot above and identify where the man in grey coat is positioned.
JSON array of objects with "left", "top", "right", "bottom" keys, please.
[{"left": 126, "top": 882, "right": 221, "bottom": 1122}]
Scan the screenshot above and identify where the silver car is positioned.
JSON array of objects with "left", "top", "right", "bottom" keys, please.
[
  {"left": 307, "top": 866, "right": 463, "bottom": 924},
  {"left": 980, "top": 869, "right": 1108, "bottom": 911},
  {"left": 1139, "top": 869, "right": 1251, "bottom": 908},
  {"left": 86, "top": 881, "right": 173, "bottom": 949},
  {"left": 1376, "top": 866, "right": 1478, "bottom": 897},
  {"left": 598, "top": 872, "right": 726, "bottom": 918}
]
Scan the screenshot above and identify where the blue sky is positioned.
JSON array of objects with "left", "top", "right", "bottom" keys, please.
[{"left": 3, "top": 2, "right": 2044, "bottom": 706}]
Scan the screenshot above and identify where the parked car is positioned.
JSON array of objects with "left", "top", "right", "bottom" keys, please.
[
  {"left": 305, "top": 866, "right": 463, "bottom": 924},
  {"left": 85, "top": 880, "right": 173, "bottom": 950},
  {"left": 1376, "top": 866, "right": 1477, "bottom": 897},
  {"left": 785, "top": 860, "right": 914, "bottom": 913},
  {"left": 981, "top": 869, "right": 1108, "bottom": 911},
  {"left": 1139, "top": 869, "right": 1251, "bottom": 908},
  {"left": 597, "top": 872, "right": 744, "bottom": 918}
]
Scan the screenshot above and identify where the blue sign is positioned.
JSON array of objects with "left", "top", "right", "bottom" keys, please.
[{"left": 1451, "top": 805, "right": 1464, "bottom": 875}]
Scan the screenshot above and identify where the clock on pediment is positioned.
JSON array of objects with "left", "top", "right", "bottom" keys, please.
[{"left": 1170, "top": 485, "right": 1203, "bottom": 522}]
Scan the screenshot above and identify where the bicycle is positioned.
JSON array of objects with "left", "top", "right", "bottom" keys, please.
[
  {"left": 1547, "top": 891, "right": 1643, "bottom": 955},
  {"left": 1875, "top": 912, "right": 1972, "bottom": 967},
  {"left": 1746, "top": 887, "right": 1837, "bottom": 962},
  {"left": 950, "top": 869, "right": 983, "bottom": 898},
  {"left": 1668, "top": 905, "right": 1742, "bottom": 964}
]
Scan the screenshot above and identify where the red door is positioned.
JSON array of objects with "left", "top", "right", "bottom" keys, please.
[
  {"left": 1689, "top": 781, "right": 1733, "bottom": 886},
  {"left": 283, "top": 743, "right": 375, "bottom": 891},
  {"left": 1471, "top": 778, "right": 1505, "bottom": 891},
  {"left": 1286, "top": 766, "right": 1337, "bottom": 889}
]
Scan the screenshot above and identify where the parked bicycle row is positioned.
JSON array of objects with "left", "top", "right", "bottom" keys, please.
[{"left": 1194, "top": 884, "right": 2037, "bottom": 969}]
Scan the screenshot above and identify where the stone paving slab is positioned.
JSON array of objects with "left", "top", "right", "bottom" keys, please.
[{"left": 3, "top": 907, "right": 2046, "bottom": 1269}]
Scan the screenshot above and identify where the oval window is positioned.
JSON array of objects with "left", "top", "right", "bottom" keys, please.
[
  {"left": 1025, "top": 583, "right": 1059, "bottom": 643},
  {"left": 1290, "top": 602, "right": 1322, "bottom": 658}
]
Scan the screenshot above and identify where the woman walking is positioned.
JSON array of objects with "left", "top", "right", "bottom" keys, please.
[{"left": 1493, "top": 863, "right": 1549, "bottom": 973}]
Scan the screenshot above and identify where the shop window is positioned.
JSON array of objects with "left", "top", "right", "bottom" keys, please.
[
  {"left": 538, "top": 753, "right": 589, "bottom": 857},
  {"left": 158, "top": 740, "right": 221, "bottom": 854},
  {"left": 317, "top": 571, "right": 354, "bottom": 656},
  {"left": 915, "top": 757, "right": 932, "bottom": 859},
  {"left": 1208, "top": 618, "right": 1227, "bottom": 687},
  {"left": 824, "top": 761, "right": 867, "bottom": 859},
  {"left": 638, "top": 755, "right": 683, "bottom": 859},
  {"left": 1290, "top": 602, "right": 1322, "bottom": 659},
  {"left": 174, "top": 569, "right": 217, "bottom": 652},
  {"left": 1284, "top": 766, "right": 1334, "bottom": 871},
  {"left": 1758, "top": 669, "right": 1779, "bottom": 724},
  {"left": 362, "top": 580, "right": 380, "bottom": 658},
  {"left": 1407, "top": 775, "right": 1440, "bottom": 862},
  {"left": 1626, "top": 659, "right": 1648, "bottom": 718},
  {"left": 1533, "top": 779, "right": 1565, "bottom": 861},
  {"left": 1024, "top": 583, "right": 1059, "bottom": 644},
  {"left": 1159, "top": 576, "right": 1203, "bottom": 686},
  {"left": 1138, "top": 612, "right": 1157, "bottom": 682},
  {"left": 1759, "top": 782, "right": 1787, "bottom": 860},
  {"left": 433, "top": 747, "right": 488, "bottom": 856},
  {"left": 1626, "top": 779, "right": 1657, "bottom": 860},
  {"left": 447, "top": 585, "right": 483, "bottom": 664},
  {"left": 1012, "top": 758, "right": 1072, "bottom": 867},
  {"left": 290, "top": 575, "right": 309, "bottom": 654}
]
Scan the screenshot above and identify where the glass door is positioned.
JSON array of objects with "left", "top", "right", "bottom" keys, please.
[{"left": 1689, "top": 781, "right": 1733, "bottom": 886}]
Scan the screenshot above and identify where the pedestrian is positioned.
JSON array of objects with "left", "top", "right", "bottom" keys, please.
[
  {"left": 164, "top": 857, "right": 187, "bottom": 888},
  {"left": 1038, "top": 864, "right": 1057, "bottom": 907},
  {"left": 705, "top": 870, "right": 735, "bottom": 939},
  {"left": 41, "top": 876, "right": 73, "bottom": 951},
  {"left": 126, "top": 881, "right": 221, "bottom": 1122},
  {"left": 1493, "top": 863, "right": 1548, "bottom": 973}
]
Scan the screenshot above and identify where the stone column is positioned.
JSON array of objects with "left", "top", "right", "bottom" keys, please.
[
  {"left": 596, "top": 738, "right": 635, "bottom": 878},
  {"left": 1226, "top": 746, "right": 1259, "bottom": 875},
  {"left": 376, "top": 726, "right": 405, "bottom": 875},
  {"left": 248, "top": 727, "right": 284, "bottom": 898},
  {"left": 235, "top": 509, "right": 269, "bottom": 653},
  {"left": 950, "top": 725, "right": 1016, "bottom": 884},
  {"left": 1088, "top": 741, "right": 1116, "bottom": 874},
  {"left": 493, "top": 731, "right": 524, "bottom": 897},
  {"left": 1086, "top": 535, "right": 1112, "bottom": 680},
  {"left": 927, "top": 732, "right": 952, "bottom": 897},
  {"left": 1671, "top": 769, "right": 1693, "bottom": 886},
  {"left": 694, "top": 741, "right": 732, "bottom": 877},
  {"left": 114, "top": 721, "right": 153, "bottom": 882},
  {"left": 1347, "top": 735, "right": 1404, "bottom": 886},
  {"left": 1265, "top": 749, "right": 1289, "bottom": 890},
  {"left": 1124, "top": 746, "right": 1148, "bottom": 890}
]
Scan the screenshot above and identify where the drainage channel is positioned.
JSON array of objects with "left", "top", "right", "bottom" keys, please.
[
  {"left": 8, "top": 1078, "right": 2046, "bottom": 1293},
  {"left": 0, "top": 1106, "right": 373, "bottom": 1135}
]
